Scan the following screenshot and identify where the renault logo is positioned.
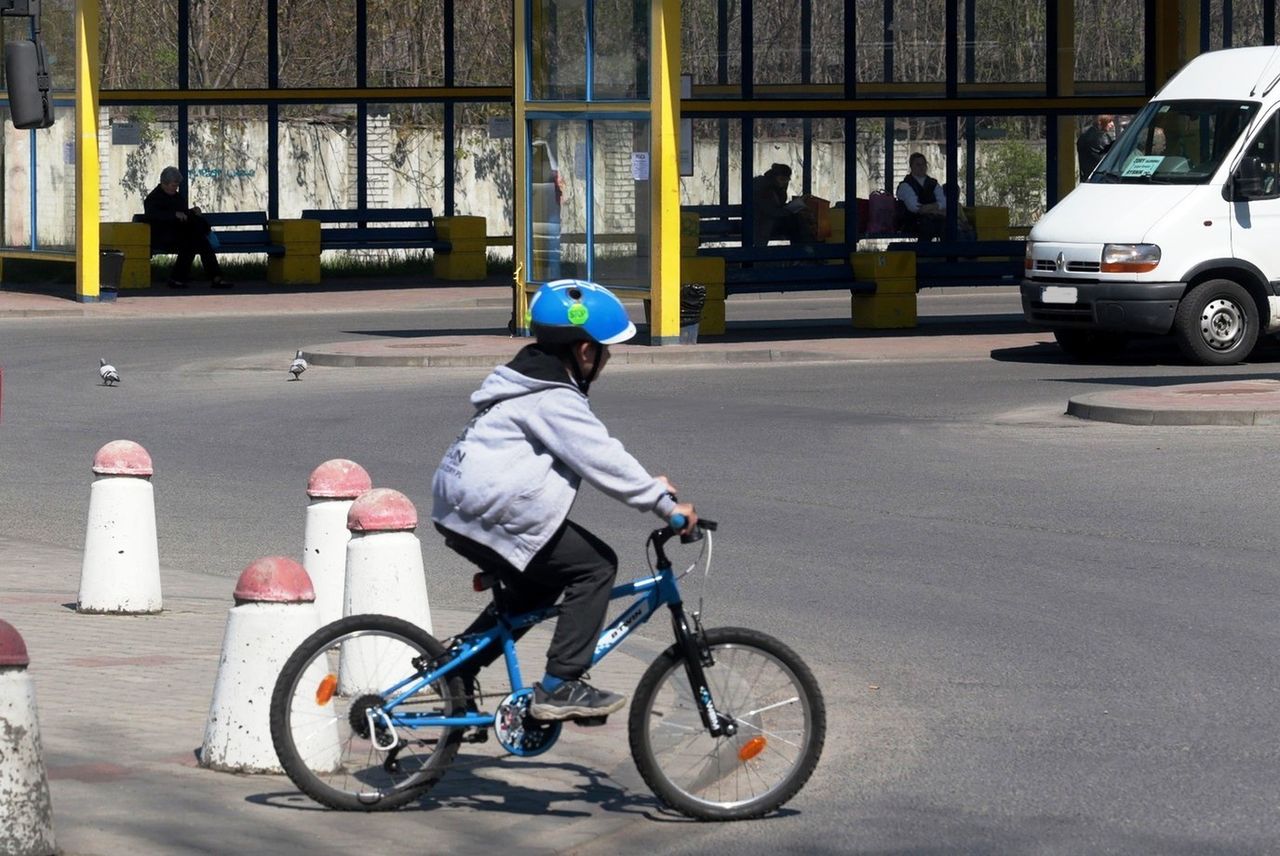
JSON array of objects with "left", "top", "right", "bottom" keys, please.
[{"left": 1055, "top": 252, "right": 1066, "bottom": 271}]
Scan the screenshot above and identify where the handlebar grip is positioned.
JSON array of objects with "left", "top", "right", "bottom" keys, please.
[{"left": 669, "top": 513, "right": 687, "bottom": 531}]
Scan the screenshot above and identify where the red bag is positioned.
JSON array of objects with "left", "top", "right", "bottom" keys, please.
[{"left": 867, "top": 191, "right": 897, "bottom": 234}]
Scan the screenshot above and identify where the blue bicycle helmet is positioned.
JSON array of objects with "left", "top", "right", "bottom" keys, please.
[{"left": 528, "top": 279, "right": 637, "bottom": 345}]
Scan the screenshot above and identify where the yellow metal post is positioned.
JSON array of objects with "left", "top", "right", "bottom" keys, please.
[
  {"left": 1154, "top": 0, "right": 1200, "bottom": 88},
  {"left": 75, "top": 0, "right": 101, "bottom": 301},
  {"left": 1054, "top": 0, "right": 1077, "bottom": 198},
  {"left": 649, "top": 0, "right": 680, "bottom": 344},
  {"left": 513, "top": 0, "right": 531, "bottom": 332}
]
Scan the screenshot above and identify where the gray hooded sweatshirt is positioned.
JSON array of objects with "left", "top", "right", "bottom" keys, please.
[{"left": 431, "top": 344, "right": 678, "bottom": 570}]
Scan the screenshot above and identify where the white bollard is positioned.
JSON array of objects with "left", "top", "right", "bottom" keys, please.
[
  {"left": 341, "top": 489, "right": 433, "bottom": 694},
  {"left": 201, "top": 557, "right": 329, "bottom": 773},
  {"left": 0, "top": 620, "right": 56, "bottom": 856},
  {"left": 302, "top": 459, "right": 372, "bottom": 628},
  {"left": 77, "top": 440, "right": 162, "bottom": 614}
]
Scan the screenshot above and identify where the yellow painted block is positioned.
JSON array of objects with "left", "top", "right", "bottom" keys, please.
[
  {"left": 825, "top": 208, "right": 846, "bottom": 243},
  {"left": 436, "top": 216, "right": 487, "bottom": 240},
  {"left": 852, "top": 293, "right": 917, "bottom": 329},
  {"left": 119, "top": 257, "right": 152, "bottom": 289},
  {"left": 435, "top": 251, "right": 487, "bottom": 281},
  {"left": 100, "top": 221, "right": 150, "bottom": 250},
  {"left": 699, "top": 299, "right": 727, "bottom": 335},
  {"left": 852, "top": 251, "right": 915, "bottom": 280},
  {"left": 680, "top": 255, "right": 725, "bottom": 285},
  {"left": 680, "top": 211, "right": 701, "bottom": 240},
  {"left": 963, "top": 205, "right": 1011, "bottom": 240},
  {"left": 269, "top": 218, "right": 321, "bottom": 244},
  {"left": 268, "top": 255, "right": 321, "bottom": 285},
  {"left": 700, "top": 280, "right": 726, "bottom": 301},
  {"left": 867, "top": 276, "right": 915, "bottom": 295}
]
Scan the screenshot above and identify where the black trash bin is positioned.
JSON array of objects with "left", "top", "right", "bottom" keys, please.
[
  {"left": 99, "top": 250, "right": 125, "bottom": 302},
  {"left": 679, "top": 283, "right": 707, "bottom": 344}
]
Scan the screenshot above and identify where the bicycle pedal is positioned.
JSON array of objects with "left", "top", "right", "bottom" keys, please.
[
  {"left": 462, "top": 728, "right": 490, "bottom": 744},
  {"left": 573, "top": 715, "right": 609, "bottom": 727}
]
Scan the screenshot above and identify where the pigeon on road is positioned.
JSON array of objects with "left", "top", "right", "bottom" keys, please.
[
  {"left": 288, "top": 350, "right": 307, "bottom": 381},
  {"left": 99, "top": 358, "right": 120, "bottom": 386}
]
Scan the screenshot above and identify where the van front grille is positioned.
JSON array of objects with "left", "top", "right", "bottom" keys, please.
[{"left": 1033, "top": 260, "right": 1100, "bottom": 273}]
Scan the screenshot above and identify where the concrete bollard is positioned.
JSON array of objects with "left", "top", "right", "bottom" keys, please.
[
  {"left": 77, "top": 440, "right": 162, "bottom": 614},
  {"left": 0, "top": 620, "right": 56, "bottom": 856},
  {"left": 340, "top": 488, "right": 433, "bottom": 694},
  {"left": 302, "top": 459, "right": 372, "bottom": 628},
  {"left": 201, "top": 557, "right": 328, "bottom": 773}
]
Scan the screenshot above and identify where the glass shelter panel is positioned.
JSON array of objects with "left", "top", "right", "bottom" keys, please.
[
  {"left": 190, "top": 1, "right": 269, "bottom": 88},
  {"left": 529, "top": 119, "right": 586, "bottom": 281},
  {"left": 892, "top": 0, "right": 946, "bottom": 86},
  {"left": 102, "top": 106, "right": 181, "bottom": 223},
  {"left": 968, "top": 115, "right": 1048, "bottom": 229},
  {"left": 591, "top": 119, "right": 649, "bottom": 289},
  {"left": 958, "top": 0, "right": 1046, "bottom": 92},
  {"left": 682, "top": 0, "right": 742, "bottom": 93},
  {"left": 530, "top": 0, "right": 588, "bottom": 100},
  {"left": 456, "top": 0, "right": 514, "bottom": 85},
  {"left": 1073, "top": 0, "right": 1145, "bottom": 94},
  {"left": 277, "top": 105, "right": 357, "bottom": 217},
  {"left": 593, "top": 0, "right": 648, "bottom": 99},
  {"left": 98, "top": 0, "right": 179, "bottom": 88},
  {"left": 752, "top": 0, "right": 803, "bottom": 92},
  {"left": 278, "top": 0, "right": 357, "bottom": 87},
  {"left": 680, "top": 119, "right": 744, "bottom": 207},
  {"left": 188, "top": 105, "right": 270, "bottom": 214},
  {"left": 455, "top": 103, "right": 515, "bottom": 243},
  {"left": 368, "top": 103, "right": 447, "bottom": 212},
  {"left": 366, "top": 0, "right": 445, "bottom": 87}
]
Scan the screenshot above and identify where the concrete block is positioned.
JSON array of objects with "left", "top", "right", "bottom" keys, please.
[
  {"left": 268, "top": 255, "right": 321, "bottom": 285},
  {"left": 120, "top": 257, "right": 152, "bottom": 289},
  {"left": 700, "top": 299, "right": 727, "bottom": 335},
  {"left": 852, "top": 293, "right": 917, "bottom": 329},
  {"left": 866, "top": 276, "right": 916, "bottom": 295},
  {"left": 852, "top": 250, "right": 915, "bottom": 280},
  {"left": 100, "top": 221, "right": 150, "bottom": 250},
  {"left": 268, "top": 218, "right": 320, "bottom": 244},
  {"left": 435, "top": 251, "right": 487, "bottom": 281},
  {"left": 681, "top": 255, "right": 726, "bottom": 285}
]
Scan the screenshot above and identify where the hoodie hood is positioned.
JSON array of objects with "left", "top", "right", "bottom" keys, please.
[{"left": 470, "top": 343, "right": 581, "bottom": 410}]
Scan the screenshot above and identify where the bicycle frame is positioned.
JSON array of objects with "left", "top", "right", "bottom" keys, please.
[{"left": 377, "top": 528, "right": 732, "bottom": 737}]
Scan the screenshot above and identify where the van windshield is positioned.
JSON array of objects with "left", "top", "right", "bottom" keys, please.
[{"left": 1089, "top": 99, "right": 1260, "bottom": 184}]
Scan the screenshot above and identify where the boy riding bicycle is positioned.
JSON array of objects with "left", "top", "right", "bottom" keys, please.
[{"left": 432, "top": 280, "right": 697, "bottom": 721}]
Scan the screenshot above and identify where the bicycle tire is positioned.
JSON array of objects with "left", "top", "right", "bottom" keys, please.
[
  {"left": 628, "top": 626, "right": 825, "bottom": 821},
  {"left": 269, "top": 614, "right": 466, "bottom": 811}
]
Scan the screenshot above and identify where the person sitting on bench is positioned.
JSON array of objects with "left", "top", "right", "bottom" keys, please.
[
  {"left": 751, "top": 163, "right": 817, "bottom": 246},
  {"left": 896, "top": 153, "right": 947, "bottom": 242},
  {"left": 143, "top": 166, "right": 232, "bottom": 289}
]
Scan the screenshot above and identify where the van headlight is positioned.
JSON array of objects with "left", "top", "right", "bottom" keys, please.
[{"left": 1101, "top": 243, "right": 1161, "bottom": 273}]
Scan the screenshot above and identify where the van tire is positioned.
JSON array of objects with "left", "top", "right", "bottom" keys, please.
[
  {"left": 1053, "top": 329, "right": 1129, "bottom": 361},
  {"left": 1173, "top": 280, "right": 1259, "bottom": 365}
]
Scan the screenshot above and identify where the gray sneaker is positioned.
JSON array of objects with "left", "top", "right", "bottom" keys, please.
[{"left": 529, "top": 679, "right": 626, "bottom": 721}]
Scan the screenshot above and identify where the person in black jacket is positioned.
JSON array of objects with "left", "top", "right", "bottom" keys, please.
[
  {"left": 895, "top": 152, "right": 946, "bottom": 241},
  {"left": 1076, "top": 114, "right": 1115, "bottom": 179},
  {"left": 142, "top": 167, "right": 231, "bottom": 289}
]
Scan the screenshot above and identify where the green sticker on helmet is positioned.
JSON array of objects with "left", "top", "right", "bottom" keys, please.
[{"left": 568, "top": 303, "right": 589, "bottom": 325}]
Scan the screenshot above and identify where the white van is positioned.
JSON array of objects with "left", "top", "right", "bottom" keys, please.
[{"left": 1022, "top": 46, "right": 1280, "bottom": 365}]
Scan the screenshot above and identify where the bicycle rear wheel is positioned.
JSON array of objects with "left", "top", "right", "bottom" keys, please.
[
  {"left": 628, "top": 626, "right": 825, "bottom": 820},
  {"left": 269, "top": 614, "right": 466, "bottom": 811}
]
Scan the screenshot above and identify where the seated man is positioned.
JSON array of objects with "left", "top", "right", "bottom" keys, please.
[
  {"left": 750, "top": 163, "right": 817, "bottom": 246},
  {"left": 142, "top": 166, "right": 232, "bottom": 289},
  {"left": 895, "top": 153, "right": 946, "bottom": 242}
]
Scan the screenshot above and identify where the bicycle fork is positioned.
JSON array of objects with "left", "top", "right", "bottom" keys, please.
[{"left": 668, "top": 603, "right": 737, "bottom": 738}]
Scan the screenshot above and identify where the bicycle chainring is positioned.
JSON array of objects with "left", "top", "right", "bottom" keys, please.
[{"left": 493, "top": 689, "right": 561, "bottom": 757}]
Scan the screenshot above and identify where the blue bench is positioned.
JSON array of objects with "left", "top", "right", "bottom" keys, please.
[
  {"left": 886, "top": 239, "right": 1025, "bottom": 288},
  {"left": 133, "top": 211, "right": 285, "bottom": 257},
  {"left": 300, "top": 208, "right": 450, "bottom": 252},
  {"left": 699, "top": 244, "right": 875, "bottom": 296}
]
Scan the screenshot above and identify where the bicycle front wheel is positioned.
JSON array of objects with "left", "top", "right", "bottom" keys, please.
[
  {"left": 269, "top": 614, "right": 466, "bottom": 811},
  {"left": 628, "top": 626, "right": 825, "bottom": 820}
]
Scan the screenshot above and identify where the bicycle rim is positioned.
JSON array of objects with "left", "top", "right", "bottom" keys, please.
[
  {"left": 273, "top": 619, "right": 463, "bottom": 810},
  {"left": 632, "top": 630, "right": 822, "bottom": 819}
]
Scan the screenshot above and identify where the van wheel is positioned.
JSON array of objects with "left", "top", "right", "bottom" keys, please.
[
  {"left": 1053, "top": 329, "right": 1129, "bottom": 361},
  {"left": 1173, "top": 280, "right": 1259, "bottom": 366}
]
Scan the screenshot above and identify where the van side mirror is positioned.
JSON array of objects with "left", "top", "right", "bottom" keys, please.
[{"left": 5, "top": 39, "right": 53, "bottom": 129}]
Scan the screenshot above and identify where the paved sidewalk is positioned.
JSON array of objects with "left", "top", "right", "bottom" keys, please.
[{"left": 0, "top": 535, "right": 673, "bottom": 855}]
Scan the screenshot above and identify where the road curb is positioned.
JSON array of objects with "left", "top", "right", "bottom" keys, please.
[{"left": 1067, "top": 379, "right": 1280, "bottom": 426}]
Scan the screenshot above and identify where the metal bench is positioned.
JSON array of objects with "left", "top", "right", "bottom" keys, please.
[
  {"left": 886, "top": 239, "right": 1025, "bottom": 288},
  {"left": 132, "top": 211, "right": 285, "bottom": 257},
  {"left": 698, "top": 244, "right": 876, "bottom": 296},
  {"left": 300, "top": 208, "right": 449, "bottom": 252}
]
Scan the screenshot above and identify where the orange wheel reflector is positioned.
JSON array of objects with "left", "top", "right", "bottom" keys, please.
[
  {"left": 738, "top": 736, "right": 767, "bottom": 762},
  {"left": 315, "top": 674, "right": 338, "bottom": 706}
]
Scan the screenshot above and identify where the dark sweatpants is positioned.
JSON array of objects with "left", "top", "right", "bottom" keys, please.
[
  {"left": 153, "top": 215, "right": 222, "bottom": 281},
  {"left": 436, "top": 519, "right": 618, "bottom": 681}
]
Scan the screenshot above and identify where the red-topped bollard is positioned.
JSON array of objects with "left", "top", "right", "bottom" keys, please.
[
  {"left": 339, "top": 489, "right": 433, "bottom": 694},
  {"left": 0, "top": 620, "right": 56, "bottom": 856},
  {"left": 201, "top": 557, "right": 328, "bottom": 773},
  {"left": 78, "top": 440, "right": 162, "bottom": 614},
  {"left": 302, "top": 459, "right": 372, "bottom": 627}
]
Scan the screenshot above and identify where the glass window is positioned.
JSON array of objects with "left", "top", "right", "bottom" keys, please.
[
  {"left": 679, "top": 118, "right": 742, "bottom": 207},
  {"left": 530, "top": 0, "right": 587, "bottom": 100},
  {"left": 1073, "top": 0, "right": 1144, "bottom": 93},
  {"left": 891, "top": 0, "right": 945, "bottom": 85},
  {"left": 366, "top": 0, "right": 445, "bottom": 87},
  {"left": 1093, "top": 100, "right": 1260, "bottom": 184},
  {"left": 277, "top": 105, "right": 354, "bottom": 216},
  {"left": 752, "top": 0, "right": 802, "bottom": 92},
  {"left": 682, "top": 0, "right": 741, "bottom": 93},
  {"left": 98, "top": 0, "right": 179, "bottom": 88},
  {"left": 188, "top": 105, "right": 269, "bottom": 213},
  {"left": 591, "top": 119, "right": 649, "bottom": 289},
  {"left": 103, "top": 106, "right": 180, "bottom": 222},
  {"left": 278, "top": 0, "right": 357, "bottom": 87},
  {"left": 959, "top": 0, "right": 1045, "bottom": 93},
  {"left": 456, "top": 0, "right": 513, "bottom": 86},
  {"left": 529, "top": 118, "right": 584, "bottom": 280},
  {"left": 1235, "top": 108, "right": 1280, "bottom": 196},
  {"left": 592, "top": 0, "right": 648, "bottom": 99},
  {"left": 969, "top": 115, "right": 1047, "bottom": 229},
  {"left": 190, "top": 0, "right": 268, "bottom": 88},
  {"left": 455, "top": 103, "right": 514, "bottom": 243},
  {"left": 372, "top": 103, "right": 446, "bottom": 212}
]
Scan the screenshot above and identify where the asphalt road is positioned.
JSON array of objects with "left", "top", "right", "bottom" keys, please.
[{"left": 3, "top": 293, "right": 1279, "bottom": 853}]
